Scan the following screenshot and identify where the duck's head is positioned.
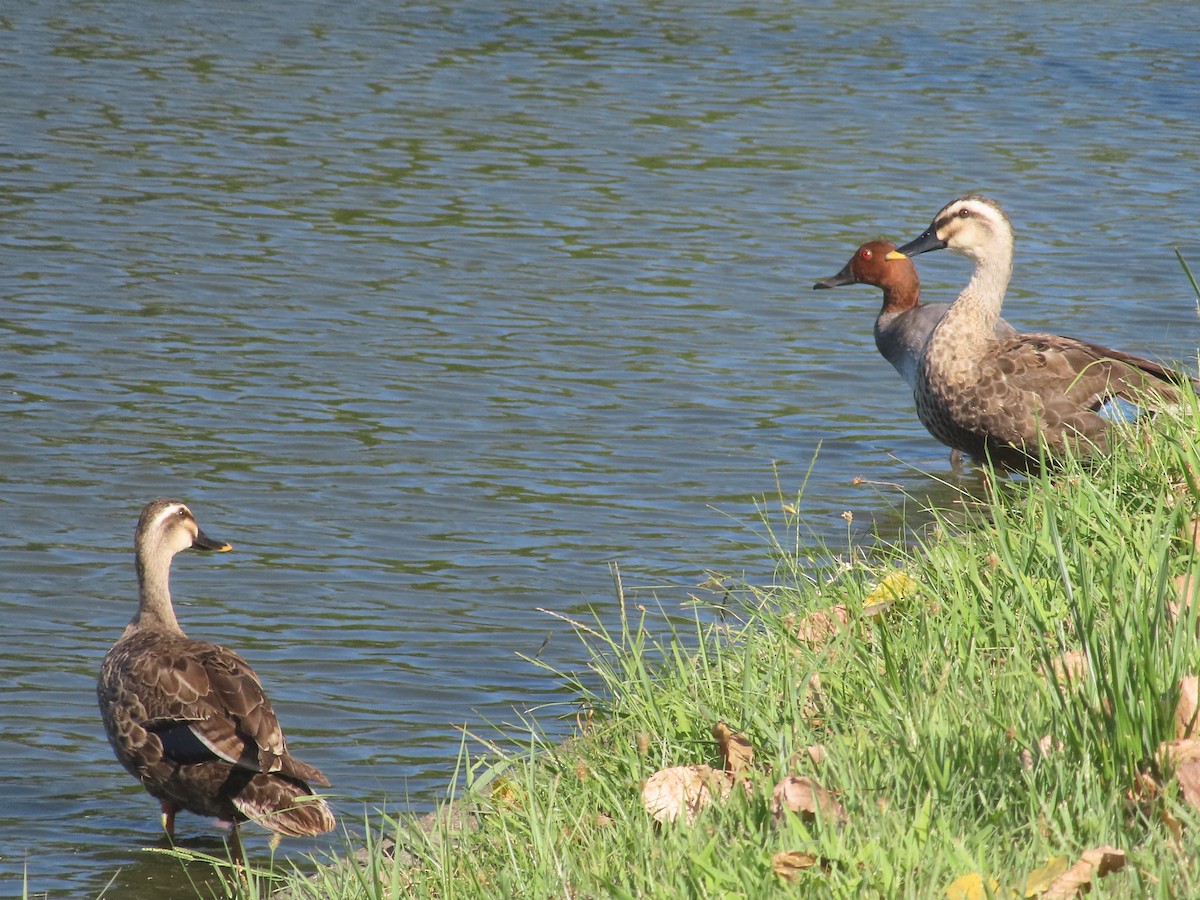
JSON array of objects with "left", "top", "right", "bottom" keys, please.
[
  {"left": 887, "top": 195, "right": 1012, "bottom": 264},
  {"left": 814, "top": 240, "right": 912, "bottom": 290},
  {"left": 135, "top": 498, "right": 232, "bottom": 559}
]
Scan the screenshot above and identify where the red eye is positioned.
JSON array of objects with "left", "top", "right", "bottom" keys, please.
[{"left": 860, "top": 249, "right": 872, "bottom": 260}]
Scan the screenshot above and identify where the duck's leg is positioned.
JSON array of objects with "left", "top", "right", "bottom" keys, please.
[
  {"left": 160, "top": 801, "right": 178, "bottom": 840},
  {"left": 227, "top": 825, "right": 248, "bottom": 876}
]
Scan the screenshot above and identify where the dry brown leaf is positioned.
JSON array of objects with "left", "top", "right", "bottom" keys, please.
[
  {"left": 1158, "top": 737, "right": 1200, "bottom": 812},
  {"left": 636, "top": 732, "right": 652, "bottom": 757},
  {"left": 1021, "top": 734, "right": 1063, "bottom": 770},
  {"left": 944, "top": 872, "right": 997, "bottom": 900},
  {"left": 1170, "top": 574, "right": 1200, "bottom": 632},
  {"left": 1177, "top": 676, "right": 1200, "bottom": 738},
  {"left": 1176, "top": 754, "right": 1200, "bottom": 810},
  {"left": 1039, "top": 651, "right": 1088, "bottom": 688},
  {"left": 771, "top": 775, "right": 847, "bottom": 825},
  {"left": 1042, "top": 846, "right": 1126, "bottom": 899},
  {"left": 490, "top": 776, "right": 523, "bottom": 807},
  {"left": 796, "top": 605, "right": 850, "bottom": 647},
  {"left": 771, "top": 850, "right": 819, "bottom": 882},
  {"left": 712, "top": 721, "right": 754, "bottom": 778},
  {"left": 785, "top": 743, "right": 828, "bottom": 771},
  {"left": 642, "top": 764, "right": 732, "bottom": 824},
  {"left": 1183, "top": 518, "right": 1200, "bottom": 554},
  {"left": 801, "top": 672, "right": 825, "bottom": 727}
]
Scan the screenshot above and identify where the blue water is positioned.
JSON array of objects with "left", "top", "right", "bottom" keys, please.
[{"left": 2, "top": 2, "right": 1198, "bottom": 896}]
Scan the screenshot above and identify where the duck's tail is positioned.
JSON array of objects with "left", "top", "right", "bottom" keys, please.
[{"left": 234, "top": 771, "right": 336, "bottom": 837}]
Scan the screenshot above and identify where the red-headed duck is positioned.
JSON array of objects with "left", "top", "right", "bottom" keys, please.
[{"left": 814, "top": 239, "right": 1017, "bottom": 390}]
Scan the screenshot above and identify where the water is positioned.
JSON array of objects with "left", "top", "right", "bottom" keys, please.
[{"left": 3, "top": 2, "right": 1198, "bottom": 895}]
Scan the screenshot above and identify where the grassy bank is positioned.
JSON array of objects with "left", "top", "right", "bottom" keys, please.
[{"left": 209, "top": 392, "right": 1200, "bottom": 899}]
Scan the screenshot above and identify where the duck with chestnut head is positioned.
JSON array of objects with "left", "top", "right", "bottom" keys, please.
[{"left": 814, "top": 238, "right": 1017, "bottom": 390}]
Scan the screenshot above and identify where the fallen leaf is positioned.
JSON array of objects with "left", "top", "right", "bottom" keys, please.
[
  {"left": 945, "top": 872, "right": 998, "bottom": 900},
  {"left": 712, "top": 721, "right": 754, "bottom": 778},
  {"left": 1021, "top": 855, "right": 1070, "bottom": 896},
  {"left": 1159, "top": 736, "right": 1200, "bottom": 806},
  {"left": 1170, "top": 574, "right": 1200, "bottom": 632},
  {"left": 1039, "top": 651, "right": 1088, "bottom": 688},
  {"left": 1176, "top": 755, "right": 1200, "bottom": 811},
  {"left": 1183, "top": 518, "right": 1200, "bottom": 555},
  {"left": 771, "top": 775, "right": 847, "bottom": 825},
  {"left": 642, "top": 765, "right": 732, "bottom": 824},
  {"left": 796, "top": 605, "right": 849, "bottom": 647},
  {"left": 1042, "top": 846, "right": 1125, "bottom": 899},
  {"left": 806, "top": 744, "right": 828, "bottom": 765},
  {"left": 490, "top": 777, "right": 523, "bottom": 807},
  {"left": 1177, "top": 676, "right": 1200, "bottom": 738},
  {"left": 863, "top": 571, "right": 916, "bottom": 616},
  {"left": 771, "top": 850, "right": 819, "bottom": 882},
  {"left": 1021, "top": 734, "right": 1063, "bottom": 770}
]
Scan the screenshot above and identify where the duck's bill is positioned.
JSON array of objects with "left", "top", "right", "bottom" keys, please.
[
  {"left": 887, "top": 228, "right": 946, "bottom": 259},
  {"left": 812, "top": 262, "right": 855, "bottom": 290},
  {"left": 193, "top": 530, "right": 233, "bottom": 552}
]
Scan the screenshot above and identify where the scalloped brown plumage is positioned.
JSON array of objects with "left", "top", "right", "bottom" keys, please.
[{"left": 97, "top": 499, "right": 335, "bottom": 839}]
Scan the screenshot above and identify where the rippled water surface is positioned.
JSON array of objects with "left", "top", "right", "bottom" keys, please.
[{"left": 3, "top": 2, "right": 1199, "bottom": 895}]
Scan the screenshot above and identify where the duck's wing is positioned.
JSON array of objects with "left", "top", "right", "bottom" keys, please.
[
  {"left": 131, "top": 640, "right": 327, "bottom": 785},
  {"left": 991, "top": 333, "right": 1195, "bottom": 411}
]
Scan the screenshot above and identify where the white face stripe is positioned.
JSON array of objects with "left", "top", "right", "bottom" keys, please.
[
  {"left": 145, "top": 502, "right": 199, "bottom": 545},
  {"left": 933, "top": 197, "right": 1011, "bottom": 245},
  {"left": 152, "top": 502, "right": 188, "bottom": 529}
]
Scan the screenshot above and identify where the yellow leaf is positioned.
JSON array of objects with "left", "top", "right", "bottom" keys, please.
[
  {"left": 945, "top": 872, "right": 998, "bottom": 900},
  {"left": 865, "top": 570, "right": 915, "bottom": 604},
  {"left": 1042, "top": 846, "right": 1126, "bottom": 899},
  {"left": 1022, "top": 856, "right": 1070, "bottom": 896}
]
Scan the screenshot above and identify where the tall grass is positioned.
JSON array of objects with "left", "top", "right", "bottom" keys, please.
[
  {"left": 226, "top": 387, "right": 1200, "bottom": 899},
  {"left": 210, "top": 242, "right": 1200, "bottom": 898}
]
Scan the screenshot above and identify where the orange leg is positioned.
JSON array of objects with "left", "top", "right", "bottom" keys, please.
[{"left": 160, "top": 801, "right": 178, "bottom": 840}]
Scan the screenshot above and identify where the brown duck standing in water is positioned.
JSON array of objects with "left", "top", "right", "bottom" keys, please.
[
  {"left": 886, "top": 194, "right": 1199, "bottom": 470},
  {"left": 98, "top": 499, "right": 335, "bottom": 840}
]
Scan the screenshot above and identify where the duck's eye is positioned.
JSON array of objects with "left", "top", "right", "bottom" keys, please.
[
  {"left": 860, "top": 249, "right": 872, "bottom": 260},
  {"left": 958, "top": 208, "right": 970, "bottom": 219}
]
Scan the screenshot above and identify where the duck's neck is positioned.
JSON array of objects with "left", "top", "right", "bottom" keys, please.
[
  {"left": 928, "top": 245, "right": 1014, "bottom": 372},
  {"left": 878, "top": 280, "right": 921, "bottom": 324},
  {"left": 133, "top": 551, "right": 185, "bottom": 635},
  {"left": 949, "top": 244, "right": 1012, "bottom": 332}
]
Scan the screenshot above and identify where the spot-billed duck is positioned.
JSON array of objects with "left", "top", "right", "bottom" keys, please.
[
  {"left": 98, "top": 499, "right": 335, "bottom": 839},
  {"left": 887, "top": 194, "right": 1198, "bottom": 469},
  {"left": 814, "top": 239, "right": 1018, "bottom": 390}
]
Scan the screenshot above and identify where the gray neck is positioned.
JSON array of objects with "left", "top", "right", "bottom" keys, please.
[{"left": 133, "top": 548, "right": 185, "bottom": 635}]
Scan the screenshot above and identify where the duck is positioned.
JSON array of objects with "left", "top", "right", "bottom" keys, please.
[
  {"left": 886, "top": 194, "right": 1198, "bottom": 469},
  {"left": 97, "top": 499, "right": 335, "bottom": 840},
  {"left": 813, "top": 239, "right": 1018, "bottom": 390}
]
